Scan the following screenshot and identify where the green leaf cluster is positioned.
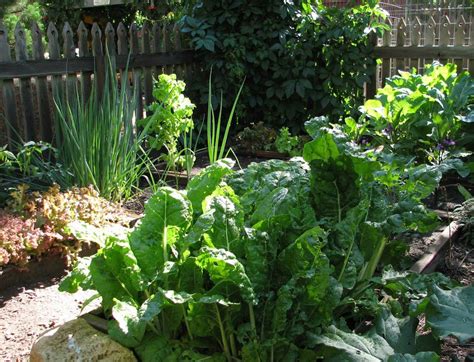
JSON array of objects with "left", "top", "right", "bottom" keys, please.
[{"left": 358, "top": 62, "right": 474, "bottom": 164}]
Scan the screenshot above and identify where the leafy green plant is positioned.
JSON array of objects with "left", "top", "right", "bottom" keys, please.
[
  {"left": 206, "top": 70, "right": 244, "bottom": 164},
  {"left": 359, "top": 62, "right": 474, "bottom": 165},
  {"left": 0, "top": 142, "right": 69, "bottom": 205},
  {"left": 139, "top": 73, "right": 195, "bottom": 170},
  {"left": 182, "top": 0, "right": 387, "bottom": 130},
  {"left": 54, "top": 57, "right": 151, "bottom": 202},
  {"left": 60, "top": 115, "right": 469, "bottom": 359},
  {"left": 235, "top": 122, "right": 277, "bottom": 153},
  {"left": 274, "top": 127, "right": 303, "bottom": 156}
]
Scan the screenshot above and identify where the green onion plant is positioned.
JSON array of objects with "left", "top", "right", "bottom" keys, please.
[
  {"left": 53, "top": 55, "right": 152, "bottom": 201},
  {"left": 206, "top": 69, "right": 245, "bottom": 164}
]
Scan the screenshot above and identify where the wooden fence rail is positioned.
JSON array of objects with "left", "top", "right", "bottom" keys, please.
[
  {"left": 369, "top": 14, "right": 474, "bottom": 97},
  {"left": 0, "top": 20, "right": 195, "bottom": 147}
]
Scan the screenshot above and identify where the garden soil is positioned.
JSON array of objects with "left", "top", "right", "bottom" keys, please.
[{"left": 0, "top": 277, "right": 99, "bottom": 361}]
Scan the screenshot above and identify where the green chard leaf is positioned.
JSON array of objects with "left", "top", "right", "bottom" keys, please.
[
  {"left": 196, "top": 247, "right": 256, "bottom": 304},
  {"left": 130, "top": 187, "right": 192, "bottom": 279},
  {"left": 186, "top": 159, "right": 234, "bottom": 214},
  {"left": 425, "top": 285, "right": 474, "bottom": 344}
]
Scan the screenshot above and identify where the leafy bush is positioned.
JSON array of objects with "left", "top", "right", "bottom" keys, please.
[
  {"left": 182, "top": 0, "right": 386, "bottom": 130},
  {"left": 358, "top": 62, "right": 474, "bottom": 165},
  {"left": 235, "top": 122, "right": 277, "bottom": 153},
  {"left": 139, "top": 74, "right": 195, "bottom": 169}
]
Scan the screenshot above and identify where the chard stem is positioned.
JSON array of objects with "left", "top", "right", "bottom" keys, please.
[
  {"left": 181, "top": 304, "right": 193, "bottom": 340},
  {"left": 215, "top": 304, "right": 231, "bottom": 361}
]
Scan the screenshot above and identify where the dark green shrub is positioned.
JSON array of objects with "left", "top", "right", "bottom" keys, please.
[{"left": 182, "top": 0, "right": 387, "bottom": 131}]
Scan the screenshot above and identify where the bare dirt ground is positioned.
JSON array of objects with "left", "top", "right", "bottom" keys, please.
[{"left": 0, "top": 276, "right": 99, "bottom": 361}]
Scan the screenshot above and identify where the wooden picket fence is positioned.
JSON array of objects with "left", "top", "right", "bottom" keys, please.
[
  {"left": 368, "top": 13, "right": 474, "bottom": 97},
  {"left": 0, "top": 20, "right": 195, "bottom": 147}
]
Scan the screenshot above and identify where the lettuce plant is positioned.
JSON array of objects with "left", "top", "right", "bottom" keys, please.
[{"left": 139, "top": 74, "right": 195, "bottom": 170}]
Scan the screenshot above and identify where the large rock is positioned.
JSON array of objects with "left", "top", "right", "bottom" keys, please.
[{"left": 30, "top": 318, "right": 137, "bottom": 361}]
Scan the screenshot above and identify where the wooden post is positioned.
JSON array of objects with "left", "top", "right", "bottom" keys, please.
[
  {"left": 63, "top": 22, "right": 76, "bottom": 105},
  {"left": 91, "top": 23, "right": 105, "bottom": 98},
  {"left": 141, "top": 22, "right": 153, "bottom": 114},
  {"left": 130, "top": 23, "right": 143, "bottom": 120},
  {"left": 14, "top": 22, "right": 35, "bottom": 141},
  {"left": 77, "top": 21, "right": 92, "bottom": 103},
  {"left": 31, "top": 21, "right": 53, "bottom": 142},
  {"left": 0, "top": 21, "right": 19, "bottom": 147}
]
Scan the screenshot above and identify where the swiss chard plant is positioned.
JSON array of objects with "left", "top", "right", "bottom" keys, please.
[{"left": 61, "top": 121, "right": 474, "bottom": 360}]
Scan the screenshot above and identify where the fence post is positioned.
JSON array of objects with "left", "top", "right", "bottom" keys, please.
[
  {"left": 31, "top": 21, "right": 53, "bottom": 143},
  {"left": 14, "top": 22, "right": 35, "bottom": 141}
]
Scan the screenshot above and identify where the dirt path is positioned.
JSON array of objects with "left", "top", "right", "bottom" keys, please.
[{"left": 0, "top": 277, "right": 99, "bottom": 361}]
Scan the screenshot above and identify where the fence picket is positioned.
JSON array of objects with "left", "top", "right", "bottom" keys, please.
[
  {"left": 453, "top": 16, "right": 466, "bottom": 71},
  {"left": 439, "top": 15, "right": 451, "bottom": 64},
  {"left": 78, "top": 21, "right": 92, "bottom": 103},
  {"left": 410, "top": 17, "right": 422, "bottom": 72},
  {"left": 129, "top": 23, "right": 143, "bottom": 120},
  {"left": 142, "top": 22, "right": 153, "bottom": 114},
  {"left": 31, "top": 21, "right": 52, "bottom": 143},
  {"left": 380, "top": 17, "right": 392, "bottom": 86},
  {"left": 0, "top": 21, "right": 19, "bottom": 146},
  {"left": 91, "top": 23, "right": 105, "bottom": 97},
  {"left": 470, "top": 16, "right": 474, "bottom": 74},
  {"left": 47, "top": 22, "right": 62, "bottom": 105},
  {"left": 14, "top": 22, "right": 35, "bottom": 141},
  {"left": 396, "top": 18, "right": 407, "bottom": 72},
  {"left": 152, "top": 22, "right": 164, "bottom": 75},
  {"left": 63, "top": 22, "right": 76, "bottom": 104},
  {"left": 422, "top": 16, "right": 436, "bottom": 69}
]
